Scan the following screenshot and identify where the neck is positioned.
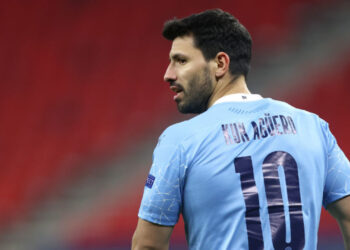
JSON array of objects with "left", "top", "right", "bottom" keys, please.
[{"left": 207, "top": 75, "right": 250, "bottom": 108}]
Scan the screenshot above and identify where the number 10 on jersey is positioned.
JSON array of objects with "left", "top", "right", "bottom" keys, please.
[{"left": 234, "top": 151, "right": 305, "bottom": 250}]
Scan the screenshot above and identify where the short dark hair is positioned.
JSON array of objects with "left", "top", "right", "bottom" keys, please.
[{"left": 162, "top": 9, "right": 252, "bottom": 78}]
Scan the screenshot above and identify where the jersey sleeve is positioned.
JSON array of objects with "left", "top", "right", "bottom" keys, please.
[
  {"left": 138, "top": 127, "right": 186, "bottom": 226},
  {"left": 322, "top": 121, "right": 350, "bottom": 208}
]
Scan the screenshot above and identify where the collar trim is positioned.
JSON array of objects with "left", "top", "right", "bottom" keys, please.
[{"left": 213, "top": 93, "right": 263, "bottom": 105}]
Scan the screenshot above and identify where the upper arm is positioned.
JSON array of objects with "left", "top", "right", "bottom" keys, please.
[
  {"left": 327, "top": 195, "right": 350, "bottom": 223},
  {"left": 322, "top": 120, "right": 350, "bottom": 207},
  {"left": 327, "top": 196, "right": 350, "bottom": 249},
  {"left": 138, "top": 127, "right": 186, "bottom": 226},
  {"left": 132, "top": 218, "right": 174, "bottom": 250},
  {"left": 321, "top": 120, "right": 350, "bottom": 249},
  {"left": 134, "top": 126, "right": 186, "bottom": 249}
]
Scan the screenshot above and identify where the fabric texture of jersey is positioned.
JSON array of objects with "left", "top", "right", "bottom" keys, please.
[{"left": 138, "top": 97, "right": 350, "bottom": 250}]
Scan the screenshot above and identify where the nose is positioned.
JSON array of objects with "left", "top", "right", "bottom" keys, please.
[{"left": 164, "top": 64, "right": 177, "bottom": 83}]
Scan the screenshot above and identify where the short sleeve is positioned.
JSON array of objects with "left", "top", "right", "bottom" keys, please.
[
  {"left": 322, "top": 121, "right": 350, "bottom": 208},
  {"left": 138, "top": 128, "right": 186, "bottom": 226}
]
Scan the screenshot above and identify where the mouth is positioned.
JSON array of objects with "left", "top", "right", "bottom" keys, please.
[{"left": 170, "top": 84, "right": 184, "bottom": 101}]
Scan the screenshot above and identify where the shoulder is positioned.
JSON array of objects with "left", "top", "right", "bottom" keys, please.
[
  {"left": 158, "top": 111, "right": 216, "bottom": 147},
  {"left": 156, "top": 120, "right": 190, "bottom": 148},
  {"left": 269, "top": 98, "right": 324, "bottom": 120},
  {"left": 158, "top": 119, "right": 196, "bottom": 146},
  {"left": 270, "top": 98, "right": 331, "bottom": 135}
]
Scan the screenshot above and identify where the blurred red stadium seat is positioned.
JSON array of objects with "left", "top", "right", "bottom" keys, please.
[{"left": 0, "top": 1, "right": 347, "bottom": 248}]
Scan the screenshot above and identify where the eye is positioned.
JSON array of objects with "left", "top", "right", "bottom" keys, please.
[{"left": 177, "top": 58, "right": 187, "bottom": 65}]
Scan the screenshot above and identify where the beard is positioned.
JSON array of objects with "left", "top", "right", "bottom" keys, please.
[{"left": 176, "top": 66, "right": 214, "bottom": 114}]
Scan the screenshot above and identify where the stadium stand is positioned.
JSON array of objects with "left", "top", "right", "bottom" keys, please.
[{"left": 0, "top": 0, "right": 348, "bottom": 249}]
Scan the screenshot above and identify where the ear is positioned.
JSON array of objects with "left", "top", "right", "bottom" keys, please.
[{"left": 215, "top": 52, "right": 230, "bottom": 78}]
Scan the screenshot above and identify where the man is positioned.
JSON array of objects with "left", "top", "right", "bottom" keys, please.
[{"left": 132, "top": 9, "right": 350, "bottom": 250}]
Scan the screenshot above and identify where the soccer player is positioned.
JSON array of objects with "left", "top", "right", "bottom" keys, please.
[{"left": 132, "top": 9, "right": 350, "bottom": 250}]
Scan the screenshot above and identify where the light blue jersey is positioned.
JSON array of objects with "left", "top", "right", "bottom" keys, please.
[{"left": 138, "top": 95, "right": 350, "bottom": 250}]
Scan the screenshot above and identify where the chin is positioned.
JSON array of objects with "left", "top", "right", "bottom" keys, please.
[
  {"left": 176, "top": 99, "right": 207, "bottom": 114},
  {"left": 177, "top": 106, "right": 190, "bottom": 114},
  {"left": 177, "top": 105, "right": 202, "bottom": 114},
  {"left": 177, "top": 104, "right": 190, "bottom": 114}
]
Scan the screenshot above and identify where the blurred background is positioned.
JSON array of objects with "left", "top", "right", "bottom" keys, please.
[{"left": 0, "top": 0, "right": 349, "bottom": 249}]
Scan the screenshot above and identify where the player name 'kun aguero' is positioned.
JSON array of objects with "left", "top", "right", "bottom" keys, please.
[{"left": 221, "top": 113, "right": 297, "bottom": 145}]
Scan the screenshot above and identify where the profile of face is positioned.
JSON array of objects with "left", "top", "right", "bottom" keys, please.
[{"left": 164, "top": 35, "right": 214, "bottom": 114}]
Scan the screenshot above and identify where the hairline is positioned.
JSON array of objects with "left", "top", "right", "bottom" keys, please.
[{"left": 170, "top": 33, "right": 215, "bottom": 63}]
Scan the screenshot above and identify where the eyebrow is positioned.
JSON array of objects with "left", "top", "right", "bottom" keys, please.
[{"left": 169, "top": 53, "right": 188, "bottom": 61}]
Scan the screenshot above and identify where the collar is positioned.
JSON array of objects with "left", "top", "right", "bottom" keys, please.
[{"left": 213, "top": 93, "right": 263, "bottom": 106}]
